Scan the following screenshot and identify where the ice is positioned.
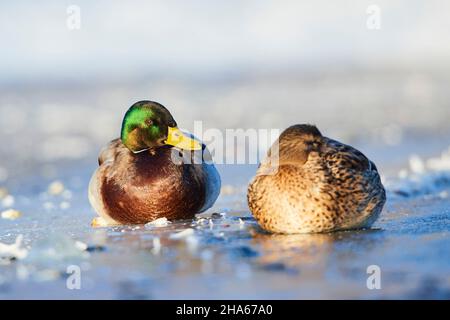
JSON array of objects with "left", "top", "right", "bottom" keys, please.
[
  {"left": 25, "top": 234, "right": 89, "bottom": 267},
  {"left": 185, "top": 235, "right": 199, "bottom": 253},
  {"left": 91, "top": 217, "right": 111, "bottom": 228},
  {"left": 16, "top": 264, "right": 30, "bottom": 281},
  {"left": 59, "top": 201, "right": 71, "bottom": 210},
  {"left": 0, "top": 81, "right": 449, "bottom": 298},
  {"left": 409, "top": 155, "right": 426, "bottom": 174},
  {"left": 151, "top": 237, "right": 161, "bottom": 255},
  {"left": 221, "top": 185, "right": 236, "bottom": 195},
  {"left": 33, "top": 269, "right": 61, "bottom": 282},
  {"left": 0, "top": 167, "right": 8, "bottom": 182},
  {"left": 1, "top": 195, "right": 15, "bottom": 208},
  {"left": 1, "top": 209, "right": 22, "bottom": 220},
  {"left": 0, "top": 187, "right": 8, "bottom": 199},
  {"left": 62, "top": 190, "right": 73, "bottom": 200},
  {"left": 144, "top": 217, "right": 171, "bottom": 228},
  {"left": 0, "top": 1, "right": 450, "bottom": 297},
  {"left": 385, "top": 147, "right": 450, "bottom": 198},
  {"left": 74, "top": 241, "right": 88, "bottom": 251},
  {"left": 169, "top": 228, "right": 195, "bottom": 240},
  {"left": 0, "top": 235, "right": 28, "bottom": 261},
  {"left": 43, "top": 202, "right": 55, "bottom": 210},
  {"left": 47, "top": 181, "right": 65, "bottom": 196},
  {"left": 427, "top": 147, "right": 450, "bottom": 171}
]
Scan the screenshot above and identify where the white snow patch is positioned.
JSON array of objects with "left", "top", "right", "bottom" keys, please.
[
  {"left": 0, "top": 235, "right": 28, "bottom": 261},
  {"left": 145, "top": 217, "right": 171, "bottom": 228},
  {"left": 386, "top": 147, "right": 450, "bottom": 197}
]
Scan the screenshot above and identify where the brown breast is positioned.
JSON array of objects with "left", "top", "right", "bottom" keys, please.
[{"left": 100, "top": 144, "right": 207, "bottom": 224}]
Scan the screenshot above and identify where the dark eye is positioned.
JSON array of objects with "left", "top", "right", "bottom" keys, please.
[{"left": 145, "top": 119, "right": 153, "bottom": 126}]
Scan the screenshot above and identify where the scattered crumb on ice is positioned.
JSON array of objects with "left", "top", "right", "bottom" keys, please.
[
  {"left": 1, "top": 209, "right": 22, "bottom": 220},
  {"left": 145, "top": 217, "right": 171, "bottom": 228},
  {"left": 75, "top": 241, "right": 88, "bottom": 251},
  {"left": 91, "top": 217, "right": 111, "bottom": 228}
]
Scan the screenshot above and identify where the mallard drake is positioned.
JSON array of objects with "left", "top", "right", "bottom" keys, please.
[
  {"left": 88, "top": 100, "right": 221, "bottom": 226},
  {"left": 247, "top": 124, "right": 385, "bottom": 234}
]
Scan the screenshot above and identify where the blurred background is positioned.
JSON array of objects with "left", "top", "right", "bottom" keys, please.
[
  {"left": 1, "top": 0, "right": 450, "bottom": 182},
  {"left": 1, "top": 0, "right": 450, "bottom": 300}
]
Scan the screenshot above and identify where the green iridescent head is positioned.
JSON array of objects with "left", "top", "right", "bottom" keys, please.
[{"left": 120, "top": 101, "right": 201, "bottom": 153}]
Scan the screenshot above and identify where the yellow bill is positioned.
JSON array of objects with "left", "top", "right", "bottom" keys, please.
[{"left": 165, "top": 127, "right": 202, "bottom": 151}]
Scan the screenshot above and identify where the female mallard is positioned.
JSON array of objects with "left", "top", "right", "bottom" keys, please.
[
  {"left": 247, "top": 124, "right": 385, "bottom": 234},
  {"left": 89, "top": 100, "right": 221, "bottom": 226}
]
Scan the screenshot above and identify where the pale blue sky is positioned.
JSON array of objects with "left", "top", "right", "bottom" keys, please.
[{"left": 1, "top": 0, "right": 449, "bottom": 82}]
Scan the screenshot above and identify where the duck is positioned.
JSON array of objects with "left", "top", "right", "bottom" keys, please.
[
  {"left": 88, "top": 100, "right": 221, "bottom": 226},
  {"left": 247, "top": 124, "right": 386, "bottom": 234}
]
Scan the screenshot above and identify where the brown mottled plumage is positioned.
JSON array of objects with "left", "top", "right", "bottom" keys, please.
[{"left": 247, "top": 124, "right": 386, "bottom": 234}]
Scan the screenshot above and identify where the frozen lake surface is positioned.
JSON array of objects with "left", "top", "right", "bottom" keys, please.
[
  {"left": 2, "top": 1, "right": 450, "bottom": 300},
  {"left": 1, "top": 138, "right": 450, "bottom": 299},
  {"left": 1, "top": 74, "right": 450, "bottom": 299}
]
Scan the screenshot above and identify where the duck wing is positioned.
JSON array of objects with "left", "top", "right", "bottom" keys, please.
[
  {"left": 322, "top": 138, "right": 375, "bottom": 174},
  {"left": 98, "top": 138, "right": 125, "bottom": 166}
]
